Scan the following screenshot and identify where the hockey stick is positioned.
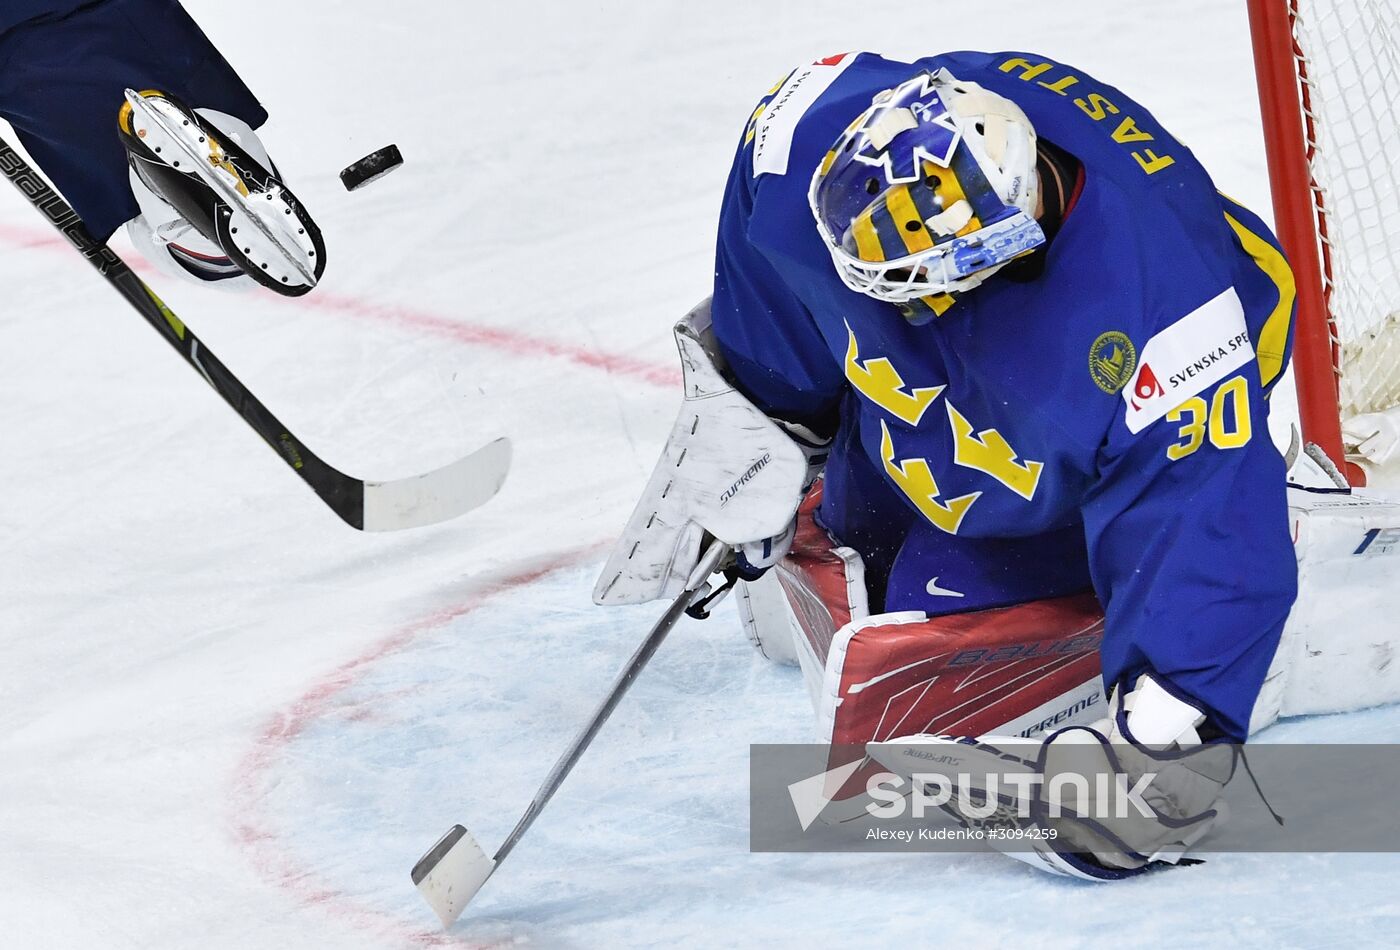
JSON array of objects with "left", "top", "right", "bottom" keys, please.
[
  {"left": 0, "top": 138, "right": 510, "bottom": 531},
  {"left": 411, "top": 538, "right": 729, "bottom": 927}
]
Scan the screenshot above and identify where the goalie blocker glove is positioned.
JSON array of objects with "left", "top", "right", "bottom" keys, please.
[
  {"left": 119, "top": 88, "right": 326, "bottom": 296},
  {"left": 593, "top": 298, "right": 814, "bottom": 607},
  {"left": 734, "top": 420, "right": 830, "bottom": 579}
]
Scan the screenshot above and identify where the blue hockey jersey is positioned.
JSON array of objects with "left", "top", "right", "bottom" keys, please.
[{"left": 711, "top": 50, "right": 1299, "bottom": 739}]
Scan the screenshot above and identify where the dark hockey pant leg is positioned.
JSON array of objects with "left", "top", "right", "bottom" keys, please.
[{"left": 0, "top": 0, "right": 266, "bottom": 240}]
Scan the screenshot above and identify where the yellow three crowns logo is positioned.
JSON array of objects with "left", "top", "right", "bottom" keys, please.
[
  {"left": 844, "top": 322, "right": 944, "bottom": 426},
  {"left": 848, "top": 324, "right": 1045, "bottom": 533}
]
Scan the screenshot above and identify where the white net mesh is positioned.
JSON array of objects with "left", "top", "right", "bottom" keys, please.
[{"left": 1291, "top": 0, "right": 1400, "bottom": 419}]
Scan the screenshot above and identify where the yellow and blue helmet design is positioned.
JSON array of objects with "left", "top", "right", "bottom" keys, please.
[{"left": 809, "top": 69, "right": 1045, "bottom": 304}]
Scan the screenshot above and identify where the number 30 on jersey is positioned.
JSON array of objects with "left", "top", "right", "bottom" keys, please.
[{"left": 1165, "top": 375, "right": 1253, "bottom": 460}]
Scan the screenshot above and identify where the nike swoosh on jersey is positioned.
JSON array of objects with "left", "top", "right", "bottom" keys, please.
[{"left": 925, "top": 577, "right": 965, "bottom": 598}]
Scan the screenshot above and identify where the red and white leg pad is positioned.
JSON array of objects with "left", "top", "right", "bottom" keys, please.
[
  {"left": 756, "top": 488, "right": 1107, "bottom": 815},
  {"left": 813, "top": 597, "right": 1106, "bottom": 744}
]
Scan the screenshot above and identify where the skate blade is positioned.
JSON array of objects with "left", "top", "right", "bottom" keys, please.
[{"left": 122, "top": 89, "right": 320, "bottom": 291}]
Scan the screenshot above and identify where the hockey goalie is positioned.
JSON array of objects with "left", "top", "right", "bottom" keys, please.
[{"left": 595, "top": 49, "right": 1400, "bottom": 879}]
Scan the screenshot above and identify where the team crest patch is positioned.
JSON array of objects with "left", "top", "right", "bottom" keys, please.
[{"left": 1089, "top": 331, "right": 1136, "bottom": 394}]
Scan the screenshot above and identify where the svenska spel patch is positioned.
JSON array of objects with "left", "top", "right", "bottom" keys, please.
[
  {"left": 753, "top": 53, "right": 856, "bottom": 178},
  {"left": 1122, "top": 287, "right": 1254, "bottom": 434}
]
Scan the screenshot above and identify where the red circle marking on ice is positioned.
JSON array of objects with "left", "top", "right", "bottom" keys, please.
[
  {"left": 229, "top": 545, "right": 602, "bottom": 946},
  {"left": 0, "top": 218, "right": 673, "bottom": 940}
]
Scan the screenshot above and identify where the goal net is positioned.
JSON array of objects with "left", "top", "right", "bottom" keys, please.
[
  {"left": 1250, "top": 0, "right": 1400, "bottom": 480},
  {"left": 1293, "top": 0, "right": 1400, "bottom": 419}
]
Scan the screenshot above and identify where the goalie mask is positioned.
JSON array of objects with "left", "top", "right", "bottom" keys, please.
[{"left": 809, "top": 69, "right": 1045, "bottom": 305}]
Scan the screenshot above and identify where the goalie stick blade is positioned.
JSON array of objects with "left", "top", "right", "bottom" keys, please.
[
  {"left": 408, "top": 542, "right": 726, "bottom": 928},
  {"left": 412, "top": 824, "right": 496, "bottom": 928},
  {"left": 361, "top": 437, "right": 511, "bottom": 532}
]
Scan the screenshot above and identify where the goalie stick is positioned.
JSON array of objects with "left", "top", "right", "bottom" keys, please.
[
  {"left": 411, "top": 539, "right": 729, "bottom": 927},
  {"left": 0, "top": 138, "right": 510, "bottom": 531}
]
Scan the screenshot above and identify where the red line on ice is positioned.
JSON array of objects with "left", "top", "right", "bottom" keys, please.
[
  {"left": 292, "top": 289, "right": 680, "bottom": 388},
  {"left": 0, "top": 222, "right": 679, "bottom": 389},
  {"left": 229, "top": 544, "right": 603, "bottom": 947}
]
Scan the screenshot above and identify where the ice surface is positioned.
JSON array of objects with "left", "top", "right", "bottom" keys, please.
[
  {"left": 250, "top": 565, "right": 1400, "bottom": 948},
  {"left": 0, "top": 1, "right": 1386, "bottom": 946}
]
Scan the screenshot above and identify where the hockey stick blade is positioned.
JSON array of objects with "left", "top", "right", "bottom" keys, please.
[
  {"left": 413, "top": 541, "right": 728, "bottom": 927},
  {"left": 0, "top": 137, "right": 510, "bottom": 531},
  {"left": 362, "top": 437, "right": 511, "bottom": 531},
  {"left": 412, "top": 824, "right": 496, "bottom": 928}
]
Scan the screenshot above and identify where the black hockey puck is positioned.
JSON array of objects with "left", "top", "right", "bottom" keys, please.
[{"left": 340, "top": 144, "right": 403, "bottom": 191}]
